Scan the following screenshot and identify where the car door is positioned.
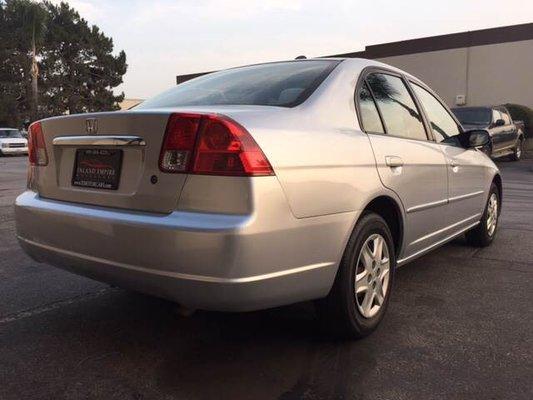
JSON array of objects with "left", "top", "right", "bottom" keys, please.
[
  {"left": 358, "top": 71, "right": 449, "bottom": 260},
  {"left": 490, "top": 109, "right": 507, "bottom": 152},
  {"left": 410, "top": 82, "right": 487, "bottom": 229},
  {"left": 498, "top": 108, "right": 518, "bottom": 148}
]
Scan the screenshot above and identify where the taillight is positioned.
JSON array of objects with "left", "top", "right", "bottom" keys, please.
[
  {"left": 159, "top": 113, "right": 274, "bottom": 176},
  {"left": 159, "top": 114, "right": 201, "bottom": 173},
  {"left": 28, "top": 121, "right": 48, "bottom": 166}
]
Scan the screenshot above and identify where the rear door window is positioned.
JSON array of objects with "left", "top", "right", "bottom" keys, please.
[
  {"left": 358, "top": 82, "right": 385, "bottom": 133},
  {"left": 366, "top": 73, "right": 427, "bottom": 140}
]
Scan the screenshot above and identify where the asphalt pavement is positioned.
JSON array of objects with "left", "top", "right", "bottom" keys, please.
[{"left": 0, "top": 154, "right": 532, "bottom": 400}]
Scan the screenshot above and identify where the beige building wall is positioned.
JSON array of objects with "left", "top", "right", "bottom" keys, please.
[
  {"left": 377, "top": 39, "right": 533, "bottom": 109},
  {"left": 467, "top": 39, "right": 533, "bottom": 107},
  {"left": 379, "top": 48, "right": 468, "bottom": 107}
]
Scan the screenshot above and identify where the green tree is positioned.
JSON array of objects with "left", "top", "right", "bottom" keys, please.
[
  {"left": 0, "top": 0, "right": 47, "bottom": 126},
  {"left": 0, "top": 0, "right": 127, "bottom": 127},
  {"left": 40, "top": 1, "right": 127, "bottom": 115}
]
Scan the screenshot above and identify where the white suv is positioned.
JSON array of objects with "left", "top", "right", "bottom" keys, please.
[{"left": 0, "top": 128, "right": 28, "bottom": 155}]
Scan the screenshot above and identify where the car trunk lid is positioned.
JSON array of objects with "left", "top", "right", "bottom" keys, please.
[{"left": 33, "top": 111, "right": 185, "bottom": 214}]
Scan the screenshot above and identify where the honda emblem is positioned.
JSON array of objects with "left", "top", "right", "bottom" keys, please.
[{"left": 85, "top": 118, "right": 98, "bottom": 135}]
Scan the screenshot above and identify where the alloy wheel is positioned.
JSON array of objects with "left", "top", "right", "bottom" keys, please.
[
  {"left": 354, "top": 234, "right": 390, "bottom": 318},
  {"left": 486, "top": 193, "right": 498, "bottom": 237}
]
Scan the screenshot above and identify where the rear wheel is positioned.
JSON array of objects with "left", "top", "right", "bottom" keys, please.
[
  {"left": 465, "top": 183, "right": 499, "bottom": 247},
  {"left": 509, "top": 137, "right": 523, "bottom": 161},
  {"left": 316, "top": 212, "right": 396, "bottom": 339}
]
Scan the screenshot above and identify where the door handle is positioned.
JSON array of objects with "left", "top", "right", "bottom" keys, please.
[
  {"left": 385, "top": 156, "right": 404, "bottom": 168},
  {"left": 449, "top": 159, "right": 459, "bottom": 172}
]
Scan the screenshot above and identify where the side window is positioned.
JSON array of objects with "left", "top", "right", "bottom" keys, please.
[
  {"left": 358, "top": 82, "right": 385, "bottom": 133},
  {"left": 411, "top": 83, "right": 461, "bottom": 142},
  {"left": 492, "top": 109, "right": 502, "bottom": 124},
  {"left": 366, "top": 73, "right": 427, "bottom": 140},
  {"left": 500, "top": 110, "right": 511, "bottom": 125}
]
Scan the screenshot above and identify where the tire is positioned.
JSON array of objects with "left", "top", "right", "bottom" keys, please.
[
  {"left": 315, "top": 212, "right": 396, "bottom": 339},
  {"left": 486, "top": 143, "right": 493, "bottom": 159},
  {"left": 509, "top": 137, "right": 523, "bottom": 161},
  {"left": 465, "top": 183, "right": 500, "bottom": 247}
]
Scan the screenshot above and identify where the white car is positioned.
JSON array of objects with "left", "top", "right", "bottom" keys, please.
[{"left": 0, "top": 128, "right": 28, "bottom": 155}]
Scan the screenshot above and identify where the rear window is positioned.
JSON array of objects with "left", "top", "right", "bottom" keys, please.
[{"left": 137, "top": 60, "right": 340, "bottom": 109}]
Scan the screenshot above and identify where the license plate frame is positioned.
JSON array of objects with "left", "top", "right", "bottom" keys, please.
[{"left": 72, "top": 148, "right": 123, "bottom": 190}]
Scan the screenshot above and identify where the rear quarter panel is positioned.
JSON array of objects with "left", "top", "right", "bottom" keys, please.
[
  {"left": 223, "top": 61, "right": 385, "bottom": 219},
  {"left": 252, "top": 123, "right": 382, "bottom": 218}
]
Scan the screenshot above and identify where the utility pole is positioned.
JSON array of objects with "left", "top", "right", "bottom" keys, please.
[{"left": 30, "top": 19, "right": 39, "bottom": 122}]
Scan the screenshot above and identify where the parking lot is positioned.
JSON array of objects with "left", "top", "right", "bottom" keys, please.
[{"left": 0, "top": 155, "right": 532, "bottom": 400}]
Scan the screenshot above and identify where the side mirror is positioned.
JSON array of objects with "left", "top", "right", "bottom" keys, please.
[
  {"left": 494, "top": 119, "right": 505, "bottom": 127},
  {"left": 461, "top": 129, "right": 491, "bottom": 150}
]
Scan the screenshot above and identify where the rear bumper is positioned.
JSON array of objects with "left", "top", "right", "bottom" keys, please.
[{"left": 15, "top": 191, "right": 355, "bottom": 311}]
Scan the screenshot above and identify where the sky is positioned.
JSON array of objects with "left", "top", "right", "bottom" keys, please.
[{"left": 47, "top": 0, "right": 533, "bottom": 99}]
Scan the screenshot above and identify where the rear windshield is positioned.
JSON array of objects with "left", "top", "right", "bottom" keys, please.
[
  {"left": 137, "top": 60, "right": 340, "bottom": 109},
  {"left": 0, "top": 129, "right": 22, "bottom": 138},
  {"left": 452, "top": 108, "right": 491, "bottom": 125}
]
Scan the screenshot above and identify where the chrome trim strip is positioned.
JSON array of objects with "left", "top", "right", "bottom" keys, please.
[
  {"left": 406, "top": 199, "right": 448, "bottom": 213},
  {"left": 407, "top": 190, "right": 485, "bottom": 213},
  {"left": 448, "top": 190, "right": 484, "bottom": 203},
  {"left": 495, "top": 144, "right": 514, "bottom": 152},
  {"left": 397, "top": 220, "right": 480, "bottom": 266},
  {"left": 18, "top": 236, "right": 334, "bottom": 284},
  {"left": 53, "top": 136, "right": 146, "bottom": 147},
  {"left": 409, "top": 213, "right": 481, "bottom": 246}
]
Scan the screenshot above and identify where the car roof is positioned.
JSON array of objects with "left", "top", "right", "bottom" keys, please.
[
  {"left": 453, "top": 106, "right": 509, "bottom": 110},
  {"left": 452, "top": 106, "right": 491, "bottom": 110},
  {"left": 330, "top": 57, "right": 424, "bottom": 83},
  {"left": 225, "top": 57, "right": 414, "bottom": 79}
]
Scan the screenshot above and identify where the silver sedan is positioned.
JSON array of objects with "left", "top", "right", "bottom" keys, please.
[{"left": 15, "top": 59, "right": 501, "bottom": 338}]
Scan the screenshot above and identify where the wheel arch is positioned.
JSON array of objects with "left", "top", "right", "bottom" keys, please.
[
  {"left": 361, "top": 195, "right": 404, "bottom": 257},
  {"left": 492, "top": 173, "right": 503, "bottom": 210}
]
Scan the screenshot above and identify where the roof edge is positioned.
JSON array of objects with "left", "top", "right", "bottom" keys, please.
[{"left": 327, "top": 22, "right": 533, "bottom": 59}]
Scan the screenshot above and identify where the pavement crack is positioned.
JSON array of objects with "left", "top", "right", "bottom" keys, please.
[{"left": 0, "top": 288, "right": 115, "bottom": 325}]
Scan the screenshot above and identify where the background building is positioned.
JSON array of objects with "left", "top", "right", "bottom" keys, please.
[
  {"left": 330, "top": 23, "right": 533, "bottom": 109},
  {"left": 176, "top": 23, "right": 533, "bottom": 109}
]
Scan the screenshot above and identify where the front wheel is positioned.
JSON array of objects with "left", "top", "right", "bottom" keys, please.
[
  {"left": 315, "top": 212, "right": 396, "bottom": 339},
  {"left": 465, "top": 183, "right": 500, "bottom": 247}
]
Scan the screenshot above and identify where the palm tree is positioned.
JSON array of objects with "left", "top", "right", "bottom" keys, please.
[
  {"left": 17, "top": 0, "right": 47, "bottom": 121},
  {"left": 28, "top": 3, "right": 46, "bottom": 121}
]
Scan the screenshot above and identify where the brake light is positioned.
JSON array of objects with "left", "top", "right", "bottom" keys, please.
[
  {"left": 28, "top": 122, "right": 48, "bottom": 166},
  {"left": 159, "top": 114, "right": 201, "bottom": 172},
  {"left": 159, "top": 113, "right": 274, "bottom": 176}
]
